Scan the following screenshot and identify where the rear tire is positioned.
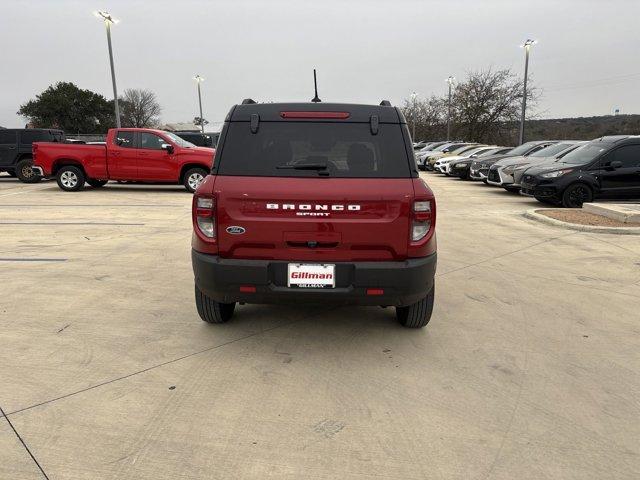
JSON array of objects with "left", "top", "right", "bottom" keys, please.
[
  {"left": 16, "top": 158, "right": 41, "bottom": 183},
  {"left": 184, "top": 167, "right": 207, "bottom": 193},
  {"left": 87, "top": 179, "right": 108, "bottom": 188},
  {"left": 396, "top": 285, "right": 435, "bottom": 328},
  {"left": 195, "top": 285, "right": 236, "bottom": 323},
  {"left": 56, "top": 165, "right": 85, "bottom": 192}
]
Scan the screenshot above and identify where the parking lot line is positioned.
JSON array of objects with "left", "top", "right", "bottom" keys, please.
[
  {"left": 0, "top": 222, "right": 145, "bottom": 225},
  {"left": 0, "top": 258, "right": 67, "bottom": 262}
]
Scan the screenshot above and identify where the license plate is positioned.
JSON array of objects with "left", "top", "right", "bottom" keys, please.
[{"left": 288, "top": 263, "right": 335, "bottom": 289}]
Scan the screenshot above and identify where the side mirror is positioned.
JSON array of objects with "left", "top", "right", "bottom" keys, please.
[
  {"left": 610, "top": 160, "right": 623, "bottom": 169},
  {"left": 161, "top": 143, "right": 174, "bottom": 154}
]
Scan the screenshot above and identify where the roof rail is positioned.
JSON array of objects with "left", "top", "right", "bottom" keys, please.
[
  {"left": 241, "top": 98, "right": 256, "bottom": 105},
  {"left": 379, "top": 100, "right": 392, "bottom": 106}
]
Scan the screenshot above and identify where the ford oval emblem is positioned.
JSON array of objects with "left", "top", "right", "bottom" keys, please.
[{"left": 226, "top": 226, "right": 246, "bottom": 235}]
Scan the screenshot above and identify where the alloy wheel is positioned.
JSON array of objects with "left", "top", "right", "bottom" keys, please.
[
  {"left": 567, "top": 185, "right": 590, "bottom": 207},
  {"left": 60, "top": 171, "right": 78, "bottom": 188},
  {"left": 188, "top": 172, "right": 204, "bottom": 191},
  {"left": 21, "top": 165, "right": 35, "bottom": 179}
]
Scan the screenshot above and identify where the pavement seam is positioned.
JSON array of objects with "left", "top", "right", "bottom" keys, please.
[
  {"left": 5, "top": 309, "right": 333, "bottom": 417},
  {"left": 0, "top": 405, "right": 50, "bottom": 479},
  {"left": 436, "top": 231, "right": 578, "bottom": 278}
]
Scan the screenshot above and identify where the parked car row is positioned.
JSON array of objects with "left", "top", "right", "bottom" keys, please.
[{"left": 417, "top": 136, "right": 640, "bottom": 207}]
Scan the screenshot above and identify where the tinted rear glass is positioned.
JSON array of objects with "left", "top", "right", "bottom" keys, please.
[
  {"left": 20, "top": 130, "right": 62, "bottom": 144},
  {"left": 216, "top": 122, "right": 411, "bottom": 178},
  {"left": 0, "top": 131, "right": 16, "bottom": 144}
]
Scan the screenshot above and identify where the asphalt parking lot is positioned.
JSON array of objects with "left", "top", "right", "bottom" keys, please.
[{"left": 1, "top": 173, "right": 639, "bottom": 480}]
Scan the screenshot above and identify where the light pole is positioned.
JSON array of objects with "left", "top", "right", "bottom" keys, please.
[
  {"left": 94, "top": 11, "right": 121, "bottom": 128},
  {"left": 519, "top": 39, "right": 537, "bottom": 145},
  {"left": 411, "top": 91, "right": 417, "bottom": 140},
  {"left": 194, "top": 75, "right": 205, "bottom": 133},
  {"left": 446, "top": 76, "right": 455, "bottom": 141}
]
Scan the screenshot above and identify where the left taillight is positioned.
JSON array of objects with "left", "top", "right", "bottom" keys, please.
[
  {"left": 411, "top": 199, "right": 433, "bottom": 242},
  {"left": 194, "top": 195, "right": 216, "bottom": 239}
]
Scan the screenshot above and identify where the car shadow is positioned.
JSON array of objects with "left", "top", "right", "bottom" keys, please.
[
  {"left": 38, "top": 184, "right": 188, "bottom": 193},
  {"left": 198, "top": 302, "right": 414, "bottom": 334}
]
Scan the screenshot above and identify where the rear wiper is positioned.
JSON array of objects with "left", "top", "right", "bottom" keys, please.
[{"left": 276, "top": 163, "right": 328, "bottom": 171}]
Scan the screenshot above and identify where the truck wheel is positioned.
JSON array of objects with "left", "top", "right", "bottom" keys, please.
[
  {"left": 396, "top": 285, "right": 435, "bottom": 328},
  {"left": 87, "top": 179, "right": 108, "bottom": 188},
  {"left": 16, "top": 159, "right": 41, "bottom": 183},
  {"left": 56, "top": 166, "right": 86, "bottom": 192},
  {"left": 195, "top": 285, "right": 235, "bottom": 323},
  {"left": 184, "top": 167, "right": 207, "bottom": 193}
]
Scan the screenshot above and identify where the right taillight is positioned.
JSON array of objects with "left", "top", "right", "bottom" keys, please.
[
  {"left": 194, "top": 195, "right": 216, "bottom": 239},
  {"left": 411, "top": 200, "right": 432, "bottom": 242}
]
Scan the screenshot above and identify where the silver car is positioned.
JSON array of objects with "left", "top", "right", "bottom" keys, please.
[{"left": 486, "top": 142, "right": 584, "bottom": 191}]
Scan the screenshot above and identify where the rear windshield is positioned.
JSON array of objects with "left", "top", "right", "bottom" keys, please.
[
  {"left": 20, "top": 130, "right": 63, "bottom": 144},
  {"left": 216, "top": 122, "right": 411, "bottom": 178}
]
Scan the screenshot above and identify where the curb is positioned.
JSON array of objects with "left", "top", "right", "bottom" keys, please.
[
  {"left": 583, "top": 203, "right": 640, "bottom": 223},
  {"left": 523, "top": 210, "right": 640, "bottom": 235}
]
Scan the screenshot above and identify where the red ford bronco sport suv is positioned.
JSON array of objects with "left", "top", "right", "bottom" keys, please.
[{"left": 191, "top": 100, "right": 437, "bottom": 328}]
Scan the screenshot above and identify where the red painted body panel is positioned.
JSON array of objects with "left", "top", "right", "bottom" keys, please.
[
  {"left": 192, "top": 175, "right": 436, "bottom": 262},
  {"left": 33, "top": 128, "right": 214, "bottom": 182}
]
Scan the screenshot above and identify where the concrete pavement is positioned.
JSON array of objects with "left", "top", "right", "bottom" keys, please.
[{"left": 1, "top": 174, "right": 639, "bottom": 479}]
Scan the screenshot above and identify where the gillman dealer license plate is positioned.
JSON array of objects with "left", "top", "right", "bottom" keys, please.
[{"left": 287, "top": 263, "right": 335, "bottom": 289}]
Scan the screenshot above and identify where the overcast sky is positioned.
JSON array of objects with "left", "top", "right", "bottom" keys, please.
[{"left": 1, "top": 0, "right": 639, "bottom": 129}]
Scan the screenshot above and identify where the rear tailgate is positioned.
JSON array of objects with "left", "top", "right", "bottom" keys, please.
[{"left": 214, "top": 176, "right": 413, "bottom": 261}]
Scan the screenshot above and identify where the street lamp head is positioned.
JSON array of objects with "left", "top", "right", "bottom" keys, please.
[
  {"left": 520, "top": 39, "right": 537, "bottom": 49},
  {"left": 445, "top": 76, "right": 455, "bottom": 85},
  {"left": 194, "top": 75, "right": 205, "bottom": 83},
  {"left": 411, "top": 91, "right": 417, "bottom": 99},
  {"left": 94, "top": 10, "right": 119, "bottom": 25}
]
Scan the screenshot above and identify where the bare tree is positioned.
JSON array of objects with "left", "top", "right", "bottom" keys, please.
[
  {"left": 120, "top": 89, "right": 161, "bottom": 128},
  {"left": 451, "top": 68, "right": 538, "bottom": 144},
  {"left": 401, "top": 68, "right": 539, "bottom": 145},
  {"left": 401, "top": 95, "right": 448, "bottom": 141}
]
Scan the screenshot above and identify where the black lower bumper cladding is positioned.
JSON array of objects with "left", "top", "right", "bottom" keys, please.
[{"left": 192, "top": 251, "right": 437, "bottom": 307}]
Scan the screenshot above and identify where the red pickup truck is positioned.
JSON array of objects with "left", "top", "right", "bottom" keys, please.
[
  {"left": 191, "top": 100, "right": 437, "bottom": 328},
  {"left": 32, "top": 128, "right": 215, "bottom": 192}
]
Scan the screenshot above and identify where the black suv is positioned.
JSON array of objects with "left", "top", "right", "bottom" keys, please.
[
  {"left": 174, "top": 131, "right": 219, "bottom": 148},
  {"left": 520, "top": 136, "right": 640, "bottom": 207},
  {"left": 0, "top": 128, "right": 64, "bottom": 182}
]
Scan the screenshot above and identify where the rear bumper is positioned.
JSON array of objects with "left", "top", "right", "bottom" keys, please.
[{"left": 192, "top": 251, "right": 437, "bottom": 307}]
